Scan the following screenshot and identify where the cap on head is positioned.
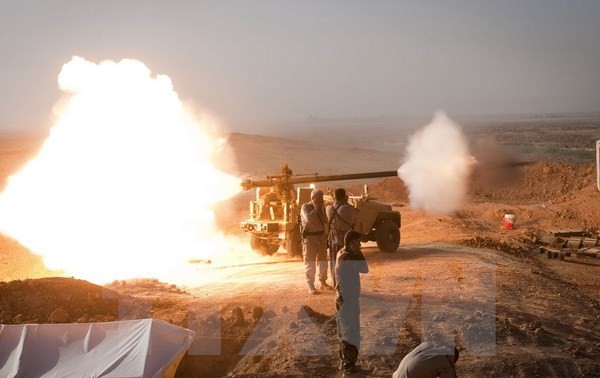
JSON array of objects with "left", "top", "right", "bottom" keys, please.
[
  {"left": 311, "top": 189, "right": 323, "bottom": 199},
  {"left": 334, "top": 188, "right": 347, "bottom": 201}
]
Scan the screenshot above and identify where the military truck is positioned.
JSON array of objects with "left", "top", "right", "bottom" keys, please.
[{"left": 240, "top": 163, "right": 401, "bottom": 257}]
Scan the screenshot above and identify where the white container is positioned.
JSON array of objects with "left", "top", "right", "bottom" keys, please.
[{"left": 503, "top": 213, "right": 516, "bottom": 230}]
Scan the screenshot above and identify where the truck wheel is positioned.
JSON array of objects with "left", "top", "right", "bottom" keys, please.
[
  {"left": 376, "top": 220, "right": 400, "bottom": 252},
  {"left": 264, "top": 242, "right": 280, "bottom": 255},
  {"left": 250, "top": 235, "right": 279, "bottom": 255}
]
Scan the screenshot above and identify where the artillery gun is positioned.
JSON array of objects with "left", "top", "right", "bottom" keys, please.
[{"left": 240, "top": 163, "right": 401, "bottom": 256}]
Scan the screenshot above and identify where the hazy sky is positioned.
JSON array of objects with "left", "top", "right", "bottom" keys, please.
[{"left": 1, "top": 0, "right": 599, "bottom": 133}]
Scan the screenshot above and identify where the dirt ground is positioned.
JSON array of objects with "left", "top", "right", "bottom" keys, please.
[{"left": 1, "top": 121, "right": 600, "bottom": 377}]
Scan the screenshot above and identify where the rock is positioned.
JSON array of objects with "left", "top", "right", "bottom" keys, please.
[
  {"left": 12, "top": 314, "right": 24, "bottom": 324},
  {"left": 48, "top": 307, "right": 69, "bottom": 323},
  {"left": 76, "top": 314, "right": 90, "bottom": 323},
  {"left": 252, "top": 306, "right": 264, "bottom": 321},
  {"left": 296, "top": 307, "right": 308, "bottom": 319},
  {"left": 263, "top": 309, "right": 276, "bottom": 319},
  {"left": 289, "top": 321, "right": 298, "bottom": 329},
  {"left": 297, "top": 304, "right": 318, "bottom": 320},
  {"left": 230, "top": 306, "right": 245, "bottom": 326},
  {"left": 3, "top": 312, "right": 13, "bottom": 323}
]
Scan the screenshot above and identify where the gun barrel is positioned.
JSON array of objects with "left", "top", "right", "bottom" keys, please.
[
  {"left": 241, "top": 170, "right": 398, "bottom": 190},
  {"left": 288, "top": 171, "right": 399, "bottom": 184}
]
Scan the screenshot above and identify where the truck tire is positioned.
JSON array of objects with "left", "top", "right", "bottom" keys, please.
[
  {"left": 250, "top": 235, "right": 279, "bottom": 255},
  {"left": 265, "top": 242, "right": 280, "bottom": 255},
  {"left": 376, "top": 220, "right": 400, "bottom": 252}
]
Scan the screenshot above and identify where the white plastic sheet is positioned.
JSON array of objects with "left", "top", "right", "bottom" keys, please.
[{"left": 0, "top": 319, "right": 195, "bottom": 378}]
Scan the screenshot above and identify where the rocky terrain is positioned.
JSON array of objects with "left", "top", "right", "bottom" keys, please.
[{"left": 1, "top": 119, "right": 599, "bottom": 377}]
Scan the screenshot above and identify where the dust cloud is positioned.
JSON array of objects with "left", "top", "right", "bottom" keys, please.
[{"left": 398, "top": 112, "right": 472, "bottom": 214}]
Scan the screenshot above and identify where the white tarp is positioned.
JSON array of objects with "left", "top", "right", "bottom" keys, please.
[{"left": 0, "top": 319, "right": 195, "bottom": 378}]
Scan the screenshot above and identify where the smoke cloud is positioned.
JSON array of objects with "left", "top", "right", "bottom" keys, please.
[
  {"left": 0, "top": 57, "right": 242, "bottom": 284},
  {"left": 472, "top": 137, "right": 521, "bottom": 188},
  {"left": 398, "top": 112, "right": 472, "bottom": 214}
]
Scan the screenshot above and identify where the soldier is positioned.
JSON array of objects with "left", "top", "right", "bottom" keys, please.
[
  {"left": 300, "top": 189, "right": 330, "bottom": 294},
  {"left": 326, "top": 188, "right": 359, "bottom": 286},
  {"left": 259, "top": 187, "right": 279, "bottom": 219},
  {"left": 335, "top": 230, "right": 369, "bottom": 374}
]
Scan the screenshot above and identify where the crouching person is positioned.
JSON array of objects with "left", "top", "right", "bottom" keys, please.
[{"left": 392, "top": 341, "right": 459, "bottom": 378}]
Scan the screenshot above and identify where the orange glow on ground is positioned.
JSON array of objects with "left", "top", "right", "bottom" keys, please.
[{"left": 0, "top": 57, "right": 244, "bottom": 284}]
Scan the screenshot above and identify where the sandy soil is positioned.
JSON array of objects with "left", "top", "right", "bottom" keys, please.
[{"left": 1, "top": 122, "right": 600, "bottom": 377}]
